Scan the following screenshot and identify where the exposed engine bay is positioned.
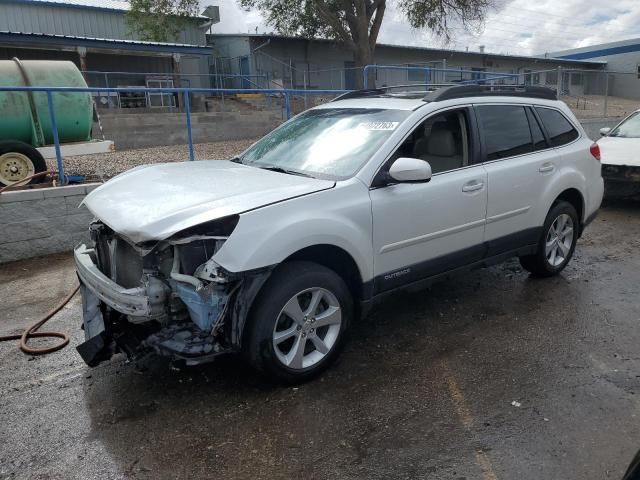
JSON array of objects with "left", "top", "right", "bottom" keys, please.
[{"left": 74, "top": 216, "right": 271, "bottom": 367}]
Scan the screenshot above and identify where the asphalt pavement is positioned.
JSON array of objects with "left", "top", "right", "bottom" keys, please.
[{"left": 1, "top": 200, "right": 639, "bottom": 480}]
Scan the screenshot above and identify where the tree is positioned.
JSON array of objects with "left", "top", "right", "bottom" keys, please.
[
  {"left": 239, "top": 0, "right": 490, "bottom": 88},
  {"left": 126, "top": 0, "right": 200, "bottom": 42}
]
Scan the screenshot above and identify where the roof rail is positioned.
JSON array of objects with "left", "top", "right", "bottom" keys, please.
[
  {"left": 423, "top": 85, "right": 557, "bottom": 101},
  {"left": 331, "top": 84, "right": 558, "bottom": 103},
  {"left": 382, "top": 83, "right": 457, "bottom": 90},
  {"left": 331, "top": 89, "right": 385, "bottom": 102}
]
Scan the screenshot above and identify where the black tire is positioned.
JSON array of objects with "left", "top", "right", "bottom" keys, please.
[
  {"left": 243, "top": 261, "right": 353, "bottom": 384},
  {"left": 520, "top": 200, "right": 579, "bottom": 277},
  {"left": 0, "top": 140, "right": 47, "bottom": 187}
]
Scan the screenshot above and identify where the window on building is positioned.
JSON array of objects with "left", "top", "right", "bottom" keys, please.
[
  {"left": 571, "top": 73, "right": 583, "bottom": 85},
  {"left": 476, "top": 105, "right": 534, "bottom": 160},
  {"left": 146, "top": 77, "right": 175, "bottom": 108},
  {"left": 546, "top": 71, "right": 558, "bottom": 85},
  {"left": 535, "top": 107, "right": 579, "bottom": 147},
  {"left": 637, "top": 65, "right": 640, "bottom": 79}
]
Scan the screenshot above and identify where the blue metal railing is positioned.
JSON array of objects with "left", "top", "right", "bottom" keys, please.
[
  {"left": 82, "top": 70, "right": 269, "bottom": 90},
  {"left": 0, "top": 86, "right": 348, "bottom": 184}
]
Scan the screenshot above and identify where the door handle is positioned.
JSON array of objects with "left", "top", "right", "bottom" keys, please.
[
  {"left": 539, "top": 163, "right": 555, "bottom": 173},
  {"left": 462, "top": 181, "right": 484, "bottom": 193}
]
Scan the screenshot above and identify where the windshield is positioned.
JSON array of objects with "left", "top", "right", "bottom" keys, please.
[
  {"left": 238, "top": 108, "right": 411, "bottom": 179},
  {"left": 610, "top": 112, "right": 640, "bottom": 138}
]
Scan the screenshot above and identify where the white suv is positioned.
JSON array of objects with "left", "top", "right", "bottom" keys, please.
[{"left": 75, "top": 85, "right": 603, "bottom": 383}]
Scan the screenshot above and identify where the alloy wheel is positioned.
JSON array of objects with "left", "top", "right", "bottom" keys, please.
[
  {"left": 545, "top": 213, "right": 574, "bottom": 267},
  {"left": 272, "top": 287, "right": 342, "bottom": 370}
]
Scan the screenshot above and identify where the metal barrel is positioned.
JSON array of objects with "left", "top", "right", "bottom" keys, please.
[{"left": 0, "top": 59, "right": 92, "bottom": 147}]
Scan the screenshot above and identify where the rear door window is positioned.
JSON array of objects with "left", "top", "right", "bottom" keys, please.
[
  {"left": 535, "top": 107, "right": 579, "bottom": 147},
  {"left": 476, "top": 105, "right": 533, "bottom": 161}
]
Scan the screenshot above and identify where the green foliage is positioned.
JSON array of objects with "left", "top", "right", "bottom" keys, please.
[
  {"left": 239, "top": 0, "right": 490, "bottom": 49},
  {"left": 399, "top": 0, "right": 489, "bottom": 39},
  {"left": 126, "top": 0, "right": 200, "bottom": 42},
  {"left": 238, "top": 0, "right": 336, "bottom": 39}
]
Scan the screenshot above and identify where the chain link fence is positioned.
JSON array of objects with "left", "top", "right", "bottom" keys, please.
[{"left": 42, "top": 65, "right": 638, "bottom": 180}]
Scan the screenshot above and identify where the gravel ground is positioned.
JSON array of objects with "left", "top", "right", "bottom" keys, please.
[{"left": 45, "top": 138, "right": 258, "bottom": 180}]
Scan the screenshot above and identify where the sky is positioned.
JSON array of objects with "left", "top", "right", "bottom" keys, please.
[{"left": 207, "top": 0, "right": 640, "bottom": 55}]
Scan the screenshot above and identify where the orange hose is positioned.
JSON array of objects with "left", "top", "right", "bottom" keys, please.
[
  {"left": 0, "top": 283, "right": 78, "bottom": 355},
  {"left": 1, "top": 171, "right": 78, "bottom": 354},
  {"left": 0, "top": 170, "right": 59, "bottom": 194}
]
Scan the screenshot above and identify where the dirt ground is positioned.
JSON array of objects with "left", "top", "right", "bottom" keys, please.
[
  {"left": 564, "top": 94, "right": 639, "bottom": 119},
  {"left": 1, "top": 200, "right": 640, "bottom": 480}
]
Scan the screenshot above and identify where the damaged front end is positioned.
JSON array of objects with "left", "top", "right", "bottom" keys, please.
[
  {"left": 602, "top": 164, "right": 640, "bottom": 199},
  {"left": 74, "top": 216, "right": 271, "bottom": 367}
]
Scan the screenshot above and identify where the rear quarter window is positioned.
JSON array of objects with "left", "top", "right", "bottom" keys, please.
[{"left": 535, "top": 107, "right": 579, "bottom": 147}]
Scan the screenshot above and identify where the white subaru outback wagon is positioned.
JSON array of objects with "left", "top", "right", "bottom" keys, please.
[{"left": 75, "top": 85, "right": 603, "bottom": 383}]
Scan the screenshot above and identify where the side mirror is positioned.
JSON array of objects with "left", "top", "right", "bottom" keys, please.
[
  {"left": 388, "top": 157, "right": 432, "bottom": 183},
  {"left": 600, "top": 127, "right": 611, "bottom": 136}
]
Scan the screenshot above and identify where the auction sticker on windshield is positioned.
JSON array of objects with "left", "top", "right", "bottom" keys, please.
[{"left": 359, "top": 121, "right": 400, "bottom": 130}]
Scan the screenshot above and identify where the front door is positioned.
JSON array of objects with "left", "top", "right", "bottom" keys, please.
[{"left": 370, "top": 107, "right": 488, "bottom": 294}]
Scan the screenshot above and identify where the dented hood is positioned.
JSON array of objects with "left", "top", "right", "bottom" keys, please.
[{"left": 84, "top": 160, "right": 334, "bottom": 243}]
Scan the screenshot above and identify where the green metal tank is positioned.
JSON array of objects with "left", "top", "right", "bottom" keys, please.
[{"left": 0, "top": 59, "right": 92, "bottom": 147}]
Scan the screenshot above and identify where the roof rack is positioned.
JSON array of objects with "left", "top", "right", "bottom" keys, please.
[
  {"left": 423, "top": 85, "right": 557, "bottom": 101},
  {"left": 332, "top": 84, "right": 457, "bottom": 102},
  {"left": 331, "top": 89, "right": 385, "bottom": 102},
  {"left": 331, "top": 84, "right": 558, "bottom": 103}
]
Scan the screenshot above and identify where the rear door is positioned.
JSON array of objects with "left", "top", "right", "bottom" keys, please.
[{"left": 476, "top": 104, "right": 556, "bottom": 255}]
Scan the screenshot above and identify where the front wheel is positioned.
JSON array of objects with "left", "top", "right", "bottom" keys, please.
[
  {"left": 243, "top": 261, "right": 353, "bottom": 384},
  {"left": 520, "top": 201, "right": 579, "bottom": 277}
]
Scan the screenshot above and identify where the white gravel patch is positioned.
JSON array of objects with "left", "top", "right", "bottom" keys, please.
[{"left": 46, "top": 138, "right": 259, "bottom": 180}]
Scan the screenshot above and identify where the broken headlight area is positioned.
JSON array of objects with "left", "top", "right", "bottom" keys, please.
[
  {"left": 75, "top": 215, "right": 265, "bottom": 367},
  {"left": 602, "top": 165, "right": 640, "bottom": 198}
]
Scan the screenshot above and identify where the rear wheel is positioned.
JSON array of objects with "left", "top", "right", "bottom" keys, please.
[
  {"left": 244, "top": 261, "right": 353, "bottom": 384},
  {"left": 0, "top": 141, "right": 47, "bottom": 187},
  {"left": 520, "top": 201, "right": 579, "bottom": 277}
]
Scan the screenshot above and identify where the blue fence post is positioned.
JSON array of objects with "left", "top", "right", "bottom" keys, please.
[
  {"left": 183, "top": 90, "right": 195, "bottom": 162},
  {"left": 46, "top": 90, "right": 65, "bottom": 185},
  {"left": 284, "top": 92, "right": 291, "bottom": 120},
  {"left": 363, "top": 65, "right": 372, "bottom": 89},
  {"left": 104, "top": 73, "right": 111, "bottom": 108}
]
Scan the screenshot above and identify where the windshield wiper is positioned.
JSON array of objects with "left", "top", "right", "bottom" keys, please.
[{"left": 258, "top": 165, "right": 315, "bottom": 178}]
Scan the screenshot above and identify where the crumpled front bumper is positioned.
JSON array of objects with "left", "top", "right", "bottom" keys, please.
[
  {"left": 74, "top": 244, "right": 152, "bottom": 316},
  {"left": 74, "top": 243, "right": 235, "bottom": 367}
]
